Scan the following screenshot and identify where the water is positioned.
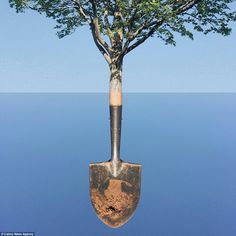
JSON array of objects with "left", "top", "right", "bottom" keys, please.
[{"left": 0, "top": 93, "right": 235, "bottom": 236}]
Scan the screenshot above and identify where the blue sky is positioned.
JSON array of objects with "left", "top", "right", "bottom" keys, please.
[{"left": 0, "top": 1, "right": 236, "bottom": 92}]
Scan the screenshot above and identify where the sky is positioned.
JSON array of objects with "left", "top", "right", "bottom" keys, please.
[{"left": 0, "top": 1, "right": 236, "bottom": 93}]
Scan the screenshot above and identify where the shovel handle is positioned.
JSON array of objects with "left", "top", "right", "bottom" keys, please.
[
  {"left": 110, "top": 105, "right": 122, "bottom": 163},
  {"left": 109, "top": 66, "right": 122, "bottom": 163}
]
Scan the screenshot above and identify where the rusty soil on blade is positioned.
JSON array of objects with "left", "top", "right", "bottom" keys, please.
[{"left": 91, "top": 179, "right": 133, "bottom": 226}]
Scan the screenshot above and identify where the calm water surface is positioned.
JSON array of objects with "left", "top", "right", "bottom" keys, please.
[{"left": 0, "top": 93, "right": 235, "bottom": 236}]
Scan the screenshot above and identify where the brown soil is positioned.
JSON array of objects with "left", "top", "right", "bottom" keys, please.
[{"left": 91, "top": 179, "right": 133, "bottom": 225}]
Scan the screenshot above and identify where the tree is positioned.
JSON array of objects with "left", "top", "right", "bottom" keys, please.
[{"left": 9, "top": 0, "right": 236, "bottom": 104}]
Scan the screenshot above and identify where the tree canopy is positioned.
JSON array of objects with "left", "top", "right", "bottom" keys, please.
[{"left": 9, "top": 0, "right": 236, "bottom": 64}]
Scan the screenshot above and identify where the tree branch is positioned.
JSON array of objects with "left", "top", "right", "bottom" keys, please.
[
  {"left": 125, "top": 0, "right": 201, "bottom": 55},
  {"left": 72, "top": 0, "right": 91, "bottom": 23},
  {"left": 126, "top": 20, "right": 164, "bottom": 54},
  {"left": 104, "top": 1, "right": 114, "bottom": 47},
  {"left": 90, "top": 22, "right": 111, "bottom": 64},
  {"left": 122, "top": 15, "right": 156, "bottom": 56},
  {"left": 89, "top": 0, "right": 111, "bottom": 54},
  {"left": 112, "top": 4, "right": 124, "bottom": 50}
]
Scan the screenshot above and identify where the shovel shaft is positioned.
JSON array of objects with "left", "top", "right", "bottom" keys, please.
[
  {"left": 109, "top": 61, "right": 122, "bottom": 164},
  {"left": 110, "top": 105, "right": 122, "bottom": 163}
]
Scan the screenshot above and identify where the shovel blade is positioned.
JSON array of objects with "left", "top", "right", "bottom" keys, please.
[{"left": 89, "top": 161, "right": 141, "bottom": 228}]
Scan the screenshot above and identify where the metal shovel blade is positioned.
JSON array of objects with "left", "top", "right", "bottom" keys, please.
[{"left": 90, "top": 161, "right": 141, "bottom": 228}]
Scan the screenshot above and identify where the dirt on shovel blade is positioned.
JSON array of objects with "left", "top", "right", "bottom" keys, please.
[{"left": 90, "top": 162, "right": 141, "bottom": 228}]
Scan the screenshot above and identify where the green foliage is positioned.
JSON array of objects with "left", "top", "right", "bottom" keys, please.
[{"left": 9, "top": 0, "right": 236, "bottom": 59}]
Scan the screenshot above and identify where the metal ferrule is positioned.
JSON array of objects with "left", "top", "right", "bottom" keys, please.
[{"left": 110, "top": 105, "right": 122, "bottom": 164}]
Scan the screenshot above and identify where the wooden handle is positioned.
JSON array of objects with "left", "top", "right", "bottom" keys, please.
[
  {"left": 110, "top": 91, "right": 122, "bottom": 106},
  {"left": 109, "top": 78, "right": 122, "bottom": 106}
]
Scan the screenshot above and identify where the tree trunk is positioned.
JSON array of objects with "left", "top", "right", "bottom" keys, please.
[{"left": 109, "top": 61, "right": 123, "bottom": 106}]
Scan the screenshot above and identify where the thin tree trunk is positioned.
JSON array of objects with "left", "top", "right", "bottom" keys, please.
[{"left": 109, "top": 61, "right": 123, "bottom": 106}]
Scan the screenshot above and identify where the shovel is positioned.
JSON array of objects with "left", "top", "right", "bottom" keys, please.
[{"left": 89, "top": 78, "right": 142, "bottom": 228}]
